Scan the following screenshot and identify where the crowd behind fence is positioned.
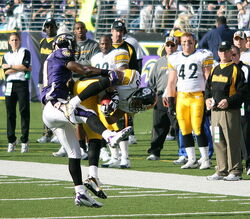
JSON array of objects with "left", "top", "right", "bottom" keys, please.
[{"left": 0, "top": 1, "right": 243, "bottom": 37}]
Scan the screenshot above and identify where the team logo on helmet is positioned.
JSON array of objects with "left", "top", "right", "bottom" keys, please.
[
  {"left": 53, "top": 33, "right": 76, "bottom": 51},
  {"left": 128, "top": 87, "right": 156, "bottom": 113}
]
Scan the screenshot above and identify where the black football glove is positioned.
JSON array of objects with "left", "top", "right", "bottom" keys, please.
[{"left": 168, "top": 97, "right": 176, "bottom": 116}]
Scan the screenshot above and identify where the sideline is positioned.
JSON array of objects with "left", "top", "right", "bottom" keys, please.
[{"left": 0, "top": 160, "right": 250, "bottom": 197}]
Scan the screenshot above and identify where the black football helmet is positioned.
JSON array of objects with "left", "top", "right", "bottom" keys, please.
[
  {"left": 53, "top": 33, "right": 76, "bottom": 52},
  {"left": 42, "top": 18, "right": 58, "bottom": 32},
  {"left": 128, "top": 87, "right": 156, "bottom": 113}
]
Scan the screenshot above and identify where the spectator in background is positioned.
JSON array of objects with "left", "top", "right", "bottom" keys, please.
[
  {"left": 139, "top": 1, "right": 153, "bottom": 32},
  {"left": 245, "top": 30, "right": 250, "bottom": 49},
  {"left": 115, "top": 0, "right": 129, "bottom": 18},
  {"left": 4, "top": 0, "right": 15, "bottom": 30},
  {"left": 233, "top": 30, "right": 250, "bottom": 65},
  {"left": 12, "top": 0, "right": 25, "bottom": 30},
  {"left": 97, "top": 0, "right": 116, "bottom": 31},
  {"left": 2, "top": 32, "right": 31, "bottom": 153},
  {"left": 236, "top": 0, "right": 250, "bottom": 29},
  {"left": 32, "top": 0, "right": 52, "bottom": 28},
  {"left": 146, "top": 36, "right": 177, "bottom": 161},
  {"left": 199, "top": 16, "right": 235, "bottom": 63},
  {"left": 36, "top": 18, "right": 59, "bottom": 144}
]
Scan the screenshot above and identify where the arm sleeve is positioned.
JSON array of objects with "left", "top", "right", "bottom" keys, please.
[
  {"left": 204, "top": 74, "right": 212, "bottom": 100},
  {"left": 22, "top": 49, "right": 31, "bottom": 68}
]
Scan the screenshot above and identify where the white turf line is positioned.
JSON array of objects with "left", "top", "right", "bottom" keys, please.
[
  {"left": 0, "top": 193, "right": 203, "bottom": 201},
  {"left": 0, "top": 160, "right": 250, "bottom": 197},
  {"left": 3, "top": 211, "right": 250, "bottom": 219}
]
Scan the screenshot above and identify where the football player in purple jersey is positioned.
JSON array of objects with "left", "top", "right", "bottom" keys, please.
[{"left": 42, "top": 33, "right": 132, "bottom": 207}]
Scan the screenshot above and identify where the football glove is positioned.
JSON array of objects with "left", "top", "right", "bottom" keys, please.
[{"left": 168, "top": 97, "right": 176, "bottom": 116}]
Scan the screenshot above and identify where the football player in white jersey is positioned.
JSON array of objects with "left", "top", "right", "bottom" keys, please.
[
  {"left": 91, "top": 35, "right": 130, "bottom": 71},
  {"left": 167, "top": 32, "right": 213, "bottom": 169}
]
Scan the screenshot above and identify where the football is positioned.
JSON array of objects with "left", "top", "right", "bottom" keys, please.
[{"left": 100, "top": 94, "right": 112, "bottom": 105}]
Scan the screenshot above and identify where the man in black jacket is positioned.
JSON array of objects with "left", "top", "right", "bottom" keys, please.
[{"left": 205, "top": 41, "right": 247, "bottom": 181}]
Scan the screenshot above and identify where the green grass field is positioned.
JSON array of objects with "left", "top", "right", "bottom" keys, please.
[{"left": 0, "top": 101, "right": 250, "bottom": 218}]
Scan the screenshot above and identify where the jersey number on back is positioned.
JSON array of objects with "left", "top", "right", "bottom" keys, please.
[
  {"left": 95, "top": 62, "right": 109, "bottom": 70},
  {"left": 179, "top": 63, "right": 198, "bottom": 80}
]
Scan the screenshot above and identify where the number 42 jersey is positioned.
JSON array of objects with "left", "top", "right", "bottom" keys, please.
[{"left": 168, "top": 49, "right": 213, "bottom": 92}]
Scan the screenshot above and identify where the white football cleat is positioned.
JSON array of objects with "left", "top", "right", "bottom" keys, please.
[
  {"left": 50, "top": 135, "right": 60, "bottom": 143},
  {"left": 181, "top": 160, "right": 199, "bottom": 169},
  {"left": 146, "top": 154, "right": 160, "bottom": 161},
  {"left": 99, "top": 147, "right": 110, "bottom": 162},
  {"left": 107, "top": 126, "right": 132, "bottom": 148},
  {"left": 120, "top": 157, "right": 131, "bottom": 168},
  {"left": 128, "top": 135, "right": 137, "bottom": 144},
  {"left": 173, "top": 156, "right": 187, "bottom": 165},
  {"left": 36, "top": 136, "right": 51, "bottom": 143},
  {"left": 199, "top": 159, "right": 211, "bottom": 169},
  {"left": 21, "top": 143, "right": 29, "bottom": 153},
  {"left": 165, "top": 135, "right": 175, "bottom": 141},
  {"left": 206, "top": 173, "right": 224, "bottom": 181},
  {"left": 84, "top": 177, "right": 107, "bottom": 199},
  {"left": 75, "top": 191, "right": 103, "bottom": 207},
  {"left": 7, "top": 141, "right": 17, "bottom": 152},
  {"left": 101, "top": 158, "right": 120, "bottom": 168},
  {"left": 52, "top": 147, "right": 67, "bottom": 157},
  {"left": 223, "top": 174, "right": 242, "bottom": 181}
]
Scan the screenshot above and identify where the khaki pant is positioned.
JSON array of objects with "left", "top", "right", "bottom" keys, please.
[{"left": 211, "top": 109, "right": 243, "bottom": 176}]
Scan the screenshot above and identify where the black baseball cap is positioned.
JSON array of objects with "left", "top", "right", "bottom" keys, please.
[
  {"left": 111, "top": 20, "right": 126, "bottom": 31},
  {"left": 218, "top": 41, "right": 232, "bottom": 52}
]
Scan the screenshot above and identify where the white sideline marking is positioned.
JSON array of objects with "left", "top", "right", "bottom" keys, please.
[
  {"left": 39, "top": 184, "right": 71, "bottom": 186},
  {"left": 3, "top": 211, "right": 250, "bottom": 219},
  {"left": 63, "top": 187, "right": 141, "bottom": 191},
  {"left": 119, "top": 190, "right": 168, "bottom": 194},
  {"left": 1, "top": 160, "right": 250, "bottom": 197},
  {"left": 0, "top": 176, "right": 8, "bottom": 178},
  {"left": 0, "top": 180, "right": 58, "bottom": 184},
  {"left": 0, "top": 193, "right": 197, "bottom": 201},
  {"left": 104, "top": 188, "right": 139, "bottom": 191},
  {"left": 0, "top": 197, "right": 72, "bottom": 201},
  {"left": 239, "top": 203, "right": 250, "bottom": 205},
  {"left": 179, "top": 196, "right": 227, "bottom": 199},
  {"left": 209, "top": 198, "right": 250, "bottom": 202},
  {"left": 0, "top": 178, "right": 32, "bottom": 181}
]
